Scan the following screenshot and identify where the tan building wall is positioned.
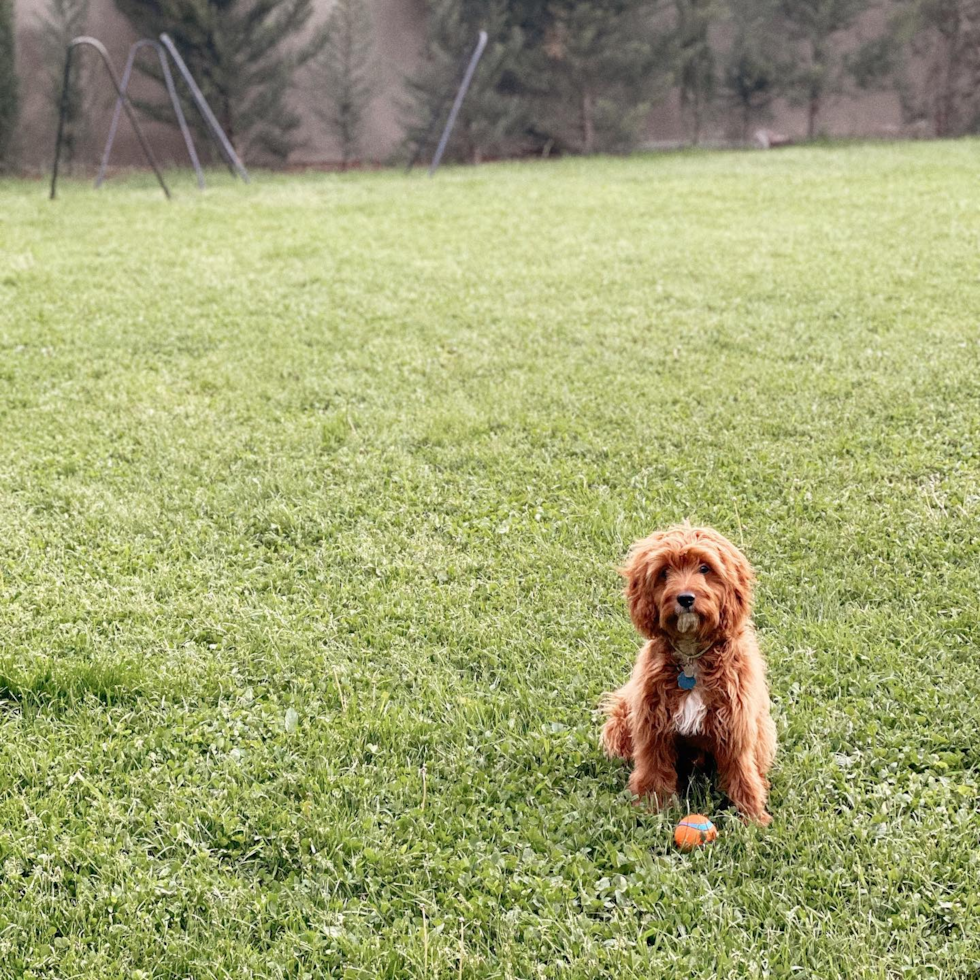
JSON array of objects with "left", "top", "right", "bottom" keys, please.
[{"left": 11, "top": 0, "right": 904, "bottom": 172}]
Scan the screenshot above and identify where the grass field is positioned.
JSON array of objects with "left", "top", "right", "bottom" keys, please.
[{"left": 1, "top": 143, "right": 979, "bottom": 979}]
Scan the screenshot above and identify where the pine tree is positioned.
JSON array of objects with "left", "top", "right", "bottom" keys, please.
[
  {"left": 404, "top": 0, "right": 526, "bottom": 166},
  {"left": 674, "top": 0, "right": 717, "bottom": 144},
  {"left": 778, "top": 0, "right": 872, "bottom": 138},
  {"left": 533, "top": 0, "right": 666, "bottom": 154},
  {"left": 113, "top": 0, "right": 325, "bottom": 162},
  {"left": 37, "top": 0, "right": 90, "bottom": 175},
  {"left": 312, "top": 0, "right": 375, "bottom": 169},
  {"left": 889, "top": 0, "right": 980, "bottom": 136},
  {"left": 722, "top": 0, "right": 781, "bottom": 142},
  {"left": 0, "top": 0, "right": 18, "bottom": 171}
]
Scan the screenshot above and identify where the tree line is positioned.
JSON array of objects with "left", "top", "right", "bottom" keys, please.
[
  {"left": 1, "top": 0, "right": 978, "bottom": 172},
  {"left": 408, "top": 0, "right": 980, "bottom": 161}
]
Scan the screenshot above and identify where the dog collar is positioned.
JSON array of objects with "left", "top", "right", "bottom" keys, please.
[
  {"left": 669, "top": 640, "right": 715, "bottom": 690},
  {"left": 669, "top": 639, "right": 714, "bottom": 661}
]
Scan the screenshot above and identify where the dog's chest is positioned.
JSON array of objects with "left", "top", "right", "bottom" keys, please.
[{"left": 674, "top": 686, "right": 707, "bottom": 736}]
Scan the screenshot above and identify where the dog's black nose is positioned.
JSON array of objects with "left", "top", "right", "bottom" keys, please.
[{"left": 677, "top": 593, "right": 696, "bottom": 609}]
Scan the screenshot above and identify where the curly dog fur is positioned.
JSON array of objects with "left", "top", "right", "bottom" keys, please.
[{"left": 601, "top": 525, "right": 776, "bottom": 825}]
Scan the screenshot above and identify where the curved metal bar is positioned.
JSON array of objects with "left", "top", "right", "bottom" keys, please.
[
  {"left": 429, "top": 30, "right": 489, "bottom": 178},
  {"left": 50, "top": 37, "right": 170, "bottom": 200},
  {"left": 96, "top": 39, "right": 154, "bottom": 187},
  {"left": 159, "top": 33, "right": 250, "bottom": 183},
  {"left": 96, "top": 39, "right": 204, "bottom": 190}
]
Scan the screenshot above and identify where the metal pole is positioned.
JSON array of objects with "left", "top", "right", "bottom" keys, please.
[
  {"left": 158, "top": 33, "right": 237, "bottom": 179},
  {"left": 159, "top": 33, "right": 250, "bottom": 183},
  {"left": 97, "top": 39, "right": 205, "bottom": 190},
  {"left": 50, "top": 47, "right": 74, "bottom": 200},
  {"left": 96, "top": 44, "right": 136, "bottom": 188},
  {"left": 51, "top": 37, "right": 170, "bottom": 200},
  {"left": 160, "top": 49, "right": 205, "bottom": 188},
  {"left": 429, "top": 30, "right": 488, "bottom": 178}
]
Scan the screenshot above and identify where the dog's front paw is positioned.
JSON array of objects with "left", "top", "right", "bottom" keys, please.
[
  {"left": 601, "top": 713, "right": 634, "bottom": 760},
  {"left": 628, "top": 772, "right": 677, "bottom": 809}
]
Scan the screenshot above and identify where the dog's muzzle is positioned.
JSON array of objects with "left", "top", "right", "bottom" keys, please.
[{"left": 676, "top": 611, "right": 699, "bottom": 633}]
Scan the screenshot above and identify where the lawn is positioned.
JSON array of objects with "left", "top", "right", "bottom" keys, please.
[{"left": 0, "top": 143, "right": 978, "bottom": 979}]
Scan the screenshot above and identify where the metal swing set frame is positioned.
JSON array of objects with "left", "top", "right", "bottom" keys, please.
[
  {"left": 50, "top": 33, "right": 249, "bottom": 200},
  {"left": 51, "top": 26, "right": 492, "bottom": 196}
]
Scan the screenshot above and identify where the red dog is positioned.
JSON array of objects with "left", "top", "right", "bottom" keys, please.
[{"left": 601, "top": 525, "right": 776, "bottom": 825}]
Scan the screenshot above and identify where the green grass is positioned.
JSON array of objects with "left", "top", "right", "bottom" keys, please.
[{"left": 1, "top": 143, "right": 978, "bottom": 979}]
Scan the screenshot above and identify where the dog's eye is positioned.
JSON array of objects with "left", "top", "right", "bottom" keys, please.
[
  {"left": 659, "top": 568, "right": 669, "bottom": 581},
  {"left": 699, "top": 564, "right": 711, "bottom": 574}
]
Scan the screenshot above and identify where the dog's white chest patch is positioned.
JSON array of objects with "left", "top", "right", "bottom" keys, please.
[{"left": 674, "top": 687, "right": 707, "bottom": 736}]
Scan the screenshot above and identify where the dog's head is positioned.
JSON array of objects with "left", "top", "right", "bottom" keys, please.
[{"left": 621, "top": 524, "right": 754, "bottom": 642}]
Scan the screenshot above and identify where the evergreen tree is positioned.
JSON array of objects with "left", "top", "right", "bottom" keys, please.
[
  {"left": 502, "top": 0, "right": 551, "bottom": 42},
  {"left": 722, "top": 0, "right": 781, "bottom": 142},
  {"left": 113, "top": 0, "right": 325, "bottom": 162},
  {"left": 404, "top": 0, "right": 526, "bottom": 165},
  {"left": 533, "top": 0, "right": 666, "bottom": 154},
  {"left": 37, "top": 0, "right": 90, "bottom": 175},
  {"left": 674, "top": 0, "right": 717, "bottom": 144},
  {"left": 889, "top": 0, "right": 980, "bottom": 136},
  {"left": 311, "top": 0, "right": 375, "bottom": 168},
  {"left": 778, "top": 0, "right": 872, "bottom": 138},
  {"left": 0, "top": 0, "right": 18, "bottom": 171}
]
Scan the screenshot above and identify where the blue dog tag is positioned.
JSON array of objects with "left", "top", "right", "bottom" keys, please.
[{"left": 678, "top": 672, "right": 696, "bottom": 691}]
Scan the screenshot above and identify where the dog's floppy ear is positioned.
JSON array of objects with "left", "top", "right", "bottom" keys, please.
[
  {"left": 620, "top": 534, "right": 665, "bottom": 638},
  {"left": 715, "top": 534, "right": 755, "bottom": 631}
]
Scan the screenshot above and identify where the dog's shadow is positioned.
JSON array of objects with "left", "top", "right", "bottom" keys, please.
[{"left": 676, "top": 750, "right": 735, "bottom": 816}]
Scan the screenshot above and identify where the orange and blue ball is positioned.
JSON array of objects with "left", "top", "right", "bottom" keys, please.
[{"left": 673, "top": 814, "right": 717, "bottom": 851}]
